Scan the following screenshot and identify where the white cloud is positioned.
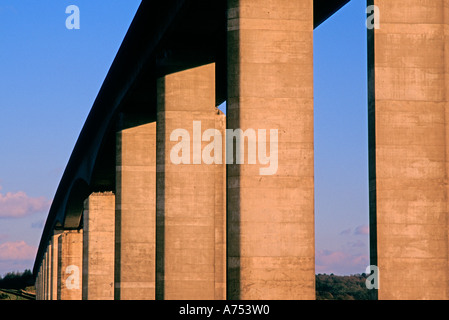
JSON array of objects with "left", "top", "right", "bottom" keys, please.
[
  {"left": 316, "top": 249, "right": 369, "bottom": 275},
  {"left": 0, "top": 241, "right": 37, "bottom": 261},
  {"left": 0, "top": 187, "right": 50, "bottom": 218}
]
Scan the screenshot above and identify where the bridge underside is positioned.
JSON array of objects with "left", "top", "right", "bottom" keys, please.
[
  {"left": 34, "top": 0, "right": 355, "bottom": 300},
  {"left": 35, "top": 0, "right": 449, "bottom": 301},
  {"left": 34, "top": 0, "right": 349, "bottom": 276}
]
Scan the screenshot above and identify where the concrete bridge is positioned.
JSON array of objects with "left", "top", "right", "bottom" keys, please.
[{"left": 33, "top": 0, "right": 449, "bottom": 300}]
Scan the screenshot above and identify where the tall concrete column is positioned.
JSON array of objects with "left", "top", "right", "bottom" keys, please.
[
  {"left": 57, "top": 230, "right": 83, "bottom": 300},
  {"left": 369, "top": 0, "right": 449, "bottom": 299},
  {"left": 40, "top": 254, "right": 44, "bottom": 300},
  {"left": 42, "top": 248, "right": 47, "bottom": 300},
  {"left": 50, "top": 231, "right": 62, "bottom": 300},
  {"left": 156, "top": 63, "right": 225, "bottom": 299},
  {"left": 34, "top": 272, "right": 38, "bottom": 300},
  {"left": 215, "top": 110, "right": 227, "bottom": 300},
  {"left": 116, "top": 120, "right": 156, "bottom": 300},
  {"left": 39, "top": 264, "right": 43, "bottom": 300},
  {"left": 45, "top": 245, "right": 51, "bottom": 300},
  {"left": 36, "top": 265, "right": 42, "bottom": 300},
  {"left": 82, "top": 192, "right": 115, "bottom": 300},
  {"left": 226, "top": 0, "right": 315, "bottom": 299},
  {"left": 41, "top": 261, "right": 45, "bottom": 300}
]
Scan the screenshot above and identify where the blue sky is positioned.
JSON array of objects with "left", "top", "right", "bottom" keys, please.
[
  {"left": 314, "top": 0, "right": 369, "bottom": 274},
  {"left": 0, "top": 0, "right": 368, "bottom": 276}
]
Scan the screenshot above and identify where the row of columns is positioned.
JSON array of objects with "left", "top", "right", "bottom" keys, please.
[
  {"left": 35, "top": 63, "right": 228, "bottom": 300},
  {"left": 35, "top": 0, "right": 449, "bottom": 300},
  {"left": 36, "top": 0, "right": 316, "bottom": 300}
]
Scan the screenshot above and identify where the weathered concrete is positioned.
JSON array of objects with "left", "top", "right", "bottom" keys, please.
[
  {"left": 41, "top": 250, "right": 45, "bottom": 300},
  {"left": 50, "top": 231, "right": 62, "bottom": 300},
  {"left": 58, "top": 230, "right": 83, "bottom": 300},
  {"left": 46, "top": 243, "right": 52, "bottom": 300},
  {"left": 116, "top": 121, "right": 156, "bottom": 300},
  {"left": 39, "top": 263, "right": 43, "bottom": 300},
  {"left": 82, "top": 192, "right": 115, "bottom": 300},
  {"left": 42, "top": 248, "right": 48, "bottom": 300},
  {"left": 156, "top": 63, "right": 226, "bottom": 300},
  {"left": 369, "top": 0, "right": 449, "bottom": 300},
  {"left": 226, "top": 0, "right": 315, "bottom": 299},
  {"left": 215, "top": 111, "right": 227, "bottom": 300},
  {"left": 35, "top": 269, "right": 40, "bottom": 300},
  {"left": 33, "top": 1, "right": 355, "bottom": 301}
]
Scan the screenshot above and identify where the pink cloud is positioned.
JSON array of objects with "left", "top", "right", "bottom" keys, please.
[
  {"left": 0, "top": 241, "right": 37, "bottom": 261},
  {"left": 316, "top": 249, "right": 369, "bottom": 275},
  {"left": 0, "top": 188, "right": 51, "bottom": 218},
  {"left": 354, "top": 225, "right": 369, "bottom": 235}
]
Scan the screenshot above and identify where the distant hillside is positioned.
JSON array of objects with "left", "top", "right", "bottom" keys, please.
[{"left": 316, "top": 273, "right": 372, "bottom": 300}]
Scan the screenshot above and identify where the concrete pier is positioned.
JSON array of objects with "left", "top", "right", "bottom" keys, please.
[
  {"left": 215, "top": 110, "right": 227, "bottom": 300},
  {"left": 369, "top": 0, "right": 449, "bottom": 300},
  {"left": 46, "top": 244, "right": 52, "bottom": 300},
  {"left": 43, "top": 248, "right": 48, "bottom": 300},
  {"left": 58, "top": 230, "right": 83, "bottom": 300},
  {"left": 115, "top": 120, "right": 157, "bottom": 300},
  {"left": 82, "top": 192, "right": 115, "bottom": 300},
  {"left": 156, "top": 63, "right": 225, "bottom": 300},
  {"left": 226, "top": 0, "right": 315, "bottom": 299},
  {"left": 50, "top": 231, "right": 62, "bottom": 300}
]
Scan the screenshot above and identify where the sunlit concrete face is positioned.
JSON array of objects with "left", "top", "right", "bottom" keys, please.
[
  {"left": 33, "top": 0, "right": 449, "bottom": 301},
  {"left": 50, "top": 231, "right": 62, "bottom": 300},
  {"left": 227, "top": 0, "right": 315, "bottom": 299},
  {"left": 369, "top": 0, "right": 449, "bottom": 300},
  {"left": 116, "top": 121, "right": 157, "bottom": 300},
  {"left": 156, "top": 63, "right": 226, "bottom": 300},
  {"left": 82, "top": 192, "right": 115, "bottom": 300},
  {"left": 214, "top": 111, "right": 227, "bottom": 300},
  {"left": 57, "top": 230, "right": 83, "bottom": 300},
  {"left": 44, "top": 248, "right": 49, "bottom": 300}
]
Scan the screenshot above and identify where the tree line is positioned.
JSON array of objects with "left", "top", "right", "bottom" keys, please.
[
  {"left": 0, "top": 269, "right": 34, "bottom": 290},
  {"left": 316, "top": 273, "right": 372, "bottom": 300}
]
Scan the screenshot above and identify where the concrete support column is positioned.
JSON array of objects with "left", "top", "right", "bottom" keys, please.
[
  {"left": 156, "top": 63, "right": 225, "bottom": 299},
  {"left": 41, "top": 261, "right": 45, "bottom": 300},
  {"left": 50, "top": 231, "right": 62, "bottom": 300},
  {"left": 39, "top": 264, "right": 43, "bottom": 300},
  {"left": 36, "top": 265, "right": 42, "bottom": 300},
  {"left": 226, "top": 0, "right": 315, "bottom": 299},
  {"left": 34, "top": 272, "right": 38, "bottom": 300},
  {"left": 215, "top": 111, "right": 227, "bottom": 300},
  {"left": 116, "top": 120, "right": 156, "bottom": 300},
  {"left": 42, "top": 248, "right": 47, "bottom": 300},
  {"left": 369, "top": 0, "right": 449, "bottom": 300},
  {"left": 45, "top": 245, "right": 51, "bottom": 300},
  {"left": 82, "top": 192, "right": 115, "bottom": 300},
  {"left": 40, "top": 252, "right": 44, "bottom": 300},
  {"left": 58, "top": 230, "right": 83, "bottom": 300}
]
